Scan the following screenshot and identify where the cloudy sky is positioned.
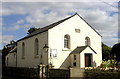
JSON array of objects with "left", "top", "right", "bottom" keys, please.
[{"left": 1, "top": 0, "right": 119, "bottom": 49}]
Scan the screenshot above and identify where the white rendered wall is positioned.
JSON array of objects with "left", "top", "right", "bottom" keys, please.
[
  {"left": 80, "top": 47, "right": 98, "bottom": 68},
  {"left": 17, "top": 32, "right": 48, "bottom": 67},
  {"left": 6, "top": 53, "right": 16, "bottom": 67},
  {"left": 15, "top": 14, "right": 102, "bottom": 68},
  {"left": 48, "top": 14, "right": 102, "bottom": 68}
]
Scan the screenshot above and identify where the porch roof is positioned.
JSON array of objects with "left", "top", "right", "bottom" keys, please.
[{"left": 71, "top": 46, "right": 97, "bottom": 54}]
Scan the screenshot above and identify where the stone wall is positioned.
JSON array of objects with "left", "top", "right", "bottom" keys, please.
[
  {"left": 49, "top": 69, "right": 70, "bottom": 79},
  {"left": 70, "top": 67, "right": 120, "bottom": 79},
  {"left": 84, "top": 71, "right": 120, "bottom": 79},
  {"left": 70, "top": 67, "right": 84, "bottom": 78},
  {"left": 2, "top": 67, "right": 39, "bottom": 79},
  {"left": 2, "top": 67, "right": 120, "bottom": 79}
]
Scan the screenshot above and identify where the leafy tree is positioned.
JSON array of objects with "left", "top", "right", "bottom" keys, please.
[
  {"left": 2, "top": 40, "right": 16, "bottom": 67},
  {"left": 111, "top": 43, "right": 120, "bottom": 64},
  {"left": 102, "top": 43, "right": 112, "bottom": 61},
  {"left": 27, "top": 27, "right": 40, "bottom": 34}
]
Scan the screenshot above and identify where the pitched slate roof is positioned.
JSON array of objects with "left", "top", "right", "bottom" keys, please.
[
  {"left": 9, "top": 46, "right": 17, "bottom": 53},
  {"left": 71, "top": 46, "right": 97, "bottom": 54},
  {"left": 17, "top": 13, "right": 76, "bottom": 42},
  {"left": 71, "top": 46, "right": 87, "bottom": 54},
  {"left": 17, "top": 13, "right": 101, "bottom": 42}
]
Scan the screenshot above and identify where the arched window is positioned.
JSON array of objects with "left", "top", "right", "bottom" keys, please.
[
  {"left": 35, "top": 38, "right": 39, "bottom": 56},
  {"left": 85, "top": 37, "right": 90, "bottom": 46},
  {"left": 22, "top": 42, "right": 25, "bottom": 59},
  {"left": 64, "top": 35, "right": 70, "bottom": 49}
]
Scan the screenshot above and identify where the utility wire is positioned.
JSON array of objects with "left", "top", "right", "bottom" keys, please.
[{"left": 98, "top": 0, "right": 118, "bottom": 9}]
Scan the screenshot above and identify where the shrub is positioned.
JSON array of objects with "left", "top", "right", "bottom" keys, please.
[{"left": 100, "top": 60, "right": 117, "bottom": 68}]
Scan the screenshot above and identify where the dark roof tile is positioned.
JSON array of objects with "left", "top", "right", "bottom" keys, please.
[
  {"left": 71, "top": 46, "right": 97, "bottom": 54},
  {"left": 17, "top": 13, "right": 77, "bottom": 42},
  {"left": 17, "top": 13, "right": 101, "bottom": 42},
  {"left": 71, "top": 46, "right": 87, "bottom": 54}
]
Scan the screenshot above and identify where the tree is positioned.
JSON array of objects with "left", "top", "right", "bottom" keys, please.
[
  {"left": 27, "top": 27, "right": 40, "bottom": 34},
  {"left": 102, "top": 43, "right": 111, "bottom": 61},
  {"left": 111, "top": 43, "right": 120, "bottom": 64},
  {"left": 2, "top": 40, "right": 16, "bottom": 67}
]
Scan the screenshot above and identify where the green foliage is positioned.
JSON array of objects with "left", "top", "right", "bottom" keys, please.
[
  {"left": 100, "top": 60, "right": 117, "bottom": 68},
  {"left": 111, "top": 43, "right": 120, "bottom": 62},
  {"left": 27, "top": 27, "right": 41, "bottom": 34},
  {"left": 102, "top": 43, "right": 112, "bottom": 60}
]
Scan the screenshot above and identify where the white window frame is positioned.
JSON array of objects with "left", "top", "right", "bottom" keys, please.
[
  {"left": 85, "top": 37, "right": 91, "bottom": 46},
  {"left": 64, "top": 34, "right": 70, "bottom": 49},
  {"left": 35, "top": 38, "right": 39, "bottom": 58},
  {"left": 22, "top": 42, "right": 25, "bottom": 59}
]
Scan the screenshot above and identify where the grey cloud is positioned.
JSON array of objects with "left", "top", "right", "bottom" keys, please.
[{"left": 2, "top": 2, "right": 119, "bottom": 47}]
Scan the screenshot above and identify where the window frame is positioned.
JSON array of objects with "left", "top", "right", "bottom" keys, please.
[
  {"left": 64, "top": 34, "right": 70, "bottom": 49},
  {"left": 35, "top": 38, "right": 39, "bottom": 58},
  {"left": 74, "top": 55, "right": 76, "bottom": 60},
  {"left": 85, "top": 37, "right": 91, "bottom": 46},
  {"left": 22, "top": 42, "right": 25, "bottom": 59}
]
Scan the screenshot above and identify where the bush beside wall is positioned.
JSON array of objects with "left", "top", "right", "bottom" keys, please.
[{"left": 84, "top": 70, "right": 120, "bottom": 79}]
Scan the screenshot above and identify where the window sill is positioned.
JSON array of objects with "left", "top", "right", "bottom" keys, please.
[{"left": 62, "top": 48, "right": 71, "bottom": 51}]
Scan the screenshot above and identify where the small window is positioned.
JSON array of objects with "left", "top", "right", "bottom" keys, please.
[
  {"left": 64, "top": 35, "right": 70, "bottom": 49},
  {"left": 75, "top": 29, "right": 80, "bottom": 33},
  {"left": 85, "top": 37, "right": 90, "bottom": 46},
  {"left": 74, "top": 55, "right": 76, "bottom": 60},
  {"left": 22, "top": 42, "right": 25, "bottom": 59},
  {"left": 73, "top": 62, "right": 76, "bottom": 66},
  {"left": 35, "top": 38, "right": 39, "bottom": 57}
]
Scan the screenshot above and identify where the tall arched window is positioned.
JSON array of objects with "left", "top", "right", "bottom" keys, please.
[
  {"left": 22, "top": 42, "right": 25, "bottom": 59},
  {"left": 85, "top": 37, "right": 90, "bottom": 46},
  {"left": 64, "top": 35, "right": 70, "bottom": 49},
  {"left": 35, "top": 38, "right": 39, "bottom": 56}
]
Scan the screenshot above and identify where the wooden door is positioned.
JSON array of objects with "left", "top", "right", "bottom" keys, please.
[{"left": 85, "top": 54, "right": 92, "bottom": 67}]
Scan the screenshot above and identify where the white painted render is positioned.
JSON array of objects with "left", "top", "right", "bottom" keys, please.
[
  {"left": 6, "top": 52, "right": 16, "bottom": 67},
  {"left": 6, "top": 14, "right": 102, "bottom": 68},
  {"left": 17, "top": 32, "right": 48, "bottom": 67},
  {"left": 80, "top": 47, "right": 101, "bottom": 68},
  {"left": 48, "top": 14, "right": 102, "bottom": 68}
]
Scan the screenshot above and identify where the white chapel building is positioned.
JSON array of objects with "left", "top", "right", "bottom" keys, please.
[{"left": 6, "top": 13, "right": 102, "bottom": 68}]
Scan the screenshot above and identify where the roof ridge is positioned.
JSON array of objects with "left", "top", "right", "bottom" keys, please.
[
  {"left": 17, "top": 13, "right": 77, "bottom": 42},
  {"left": 76, "top": 14, "right": 102, "bottom": 37},
  {"left": 17, "top": 13, "right": 101, "bottom": 42}
]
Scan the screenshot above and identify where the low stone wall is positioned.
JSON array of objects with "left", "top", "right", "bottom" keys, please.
[
  {"left": 70, "top": 67, "right": 84, "bottom": 78},
  {"left": 70, "top": 67, "right": 120, "bottom": 79},
  {"left": 3, "top": 66, "right": 120, "bottom": 79},
  {"left": 2, "top": 67, "right": 39, "bottom": 79},
  {"left": 2, "top": 66, "right": 70, "bottom": 79},
  {"left": 49, "top": 69, "right": 70, "bottom": 79},
  {"left": 84, "top": 71, "right": 120, "bottom": 79}
]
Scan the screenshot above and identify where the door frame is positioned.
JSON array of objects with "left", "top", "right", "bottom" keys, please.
[{"left": 84, "top": 53, "right": 93, "bottom": 67}]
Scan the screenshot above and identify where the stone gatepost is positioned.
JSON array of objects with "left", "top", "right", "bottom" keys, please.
[{"left": 38, "top": 64, "right": 46, "bottom": 79}]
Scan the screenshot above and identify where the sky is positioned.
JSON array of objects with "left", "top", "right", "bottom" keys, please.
[{"left": 0, "top": 0, "right": 119, "bottom": 49}]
